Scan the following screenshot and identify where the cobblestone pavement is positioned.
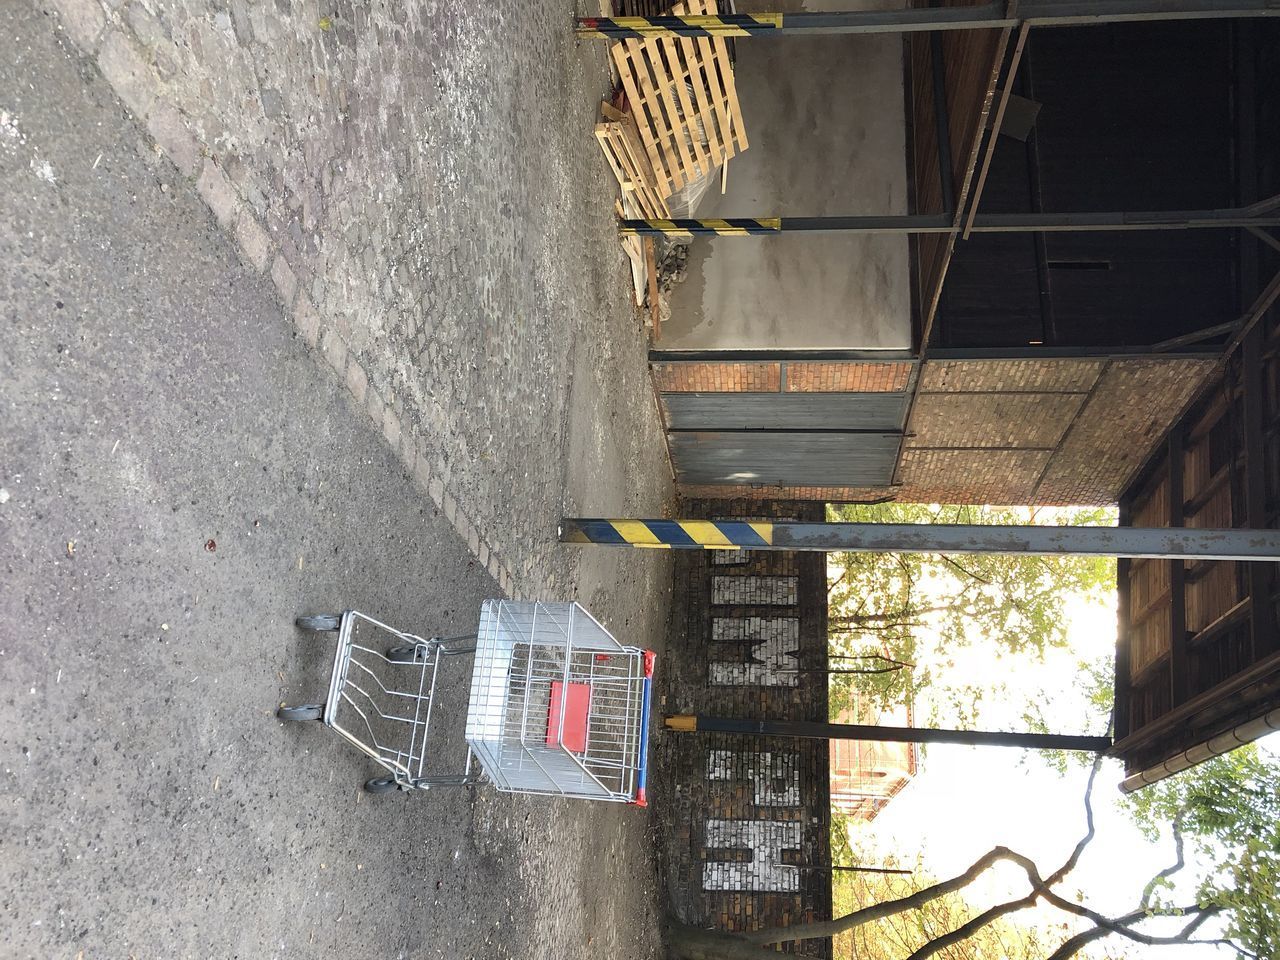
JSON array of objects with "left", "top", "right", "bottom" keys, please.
[
  {"left": 5, "top": 0, "right": 674, "bottom": 956},
  {"left": 40, "top": 0, "right": 675, "bottom": 603}
]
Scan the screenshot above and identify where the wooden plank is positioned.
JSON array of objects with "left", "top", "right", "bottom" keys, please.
[
  {"left": 913, "top": 24, "right": 1012, "bottom": 350},
  {"left": 1188, "top": 596, "right": 1251, "bottom": 648},
  {"left": 963, "top": 22, "right": 1031, "bottom": 239},
  {"left": 1169, "top": 425, "right": 1189, "bottom": 706},
  {"left": 711, "top": 30, "right": 747, "bottom": 151},
  {"left": 662, "top": 33, "right": 708, "bottom": 178},
  {"left": 694, "top": 30, "right": 732, "bottom": 165},
  {"left": 1111, "top": 646, "right": 1280, "bottom": 757},
  {"left": 1244, "top": 323, "right": 1278, "bottom": 657},
  {"left": 596, "top": 111, "right": 671, "bottom": 221},
  {"left": 645, "top": 35, "right": 698, "bottom": 187},
  {"left": 613, "top": 44, "right": 669, "bottom": 197},
  {"left": 683, "top": 31, "right": 722, "bottom": 168},
  {"left": 1116, "top": 492, "right": 1134, "bottom": 740},
  {"left": 608, "top": 0, "right": 745, "bottom": 201},
  {"left": 645, "top": 237, "right": 661, "bottom": 340}
]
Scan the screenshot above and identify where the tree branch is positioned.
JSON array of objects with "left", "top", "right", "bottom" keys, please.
[
  {"left": 1068, "top": 907, "right": 1222, "bottom": 955},
  {"left": 828, "top": 654, "right": 916, "bottom": 669},
  {"left": 742, "top": 754, "right": 1107, "bottom": 950},
  {"left": 1001, "top": 849, "right": 1225, "bottom": 949},
  {"left": 903, "top": 890, "right": 1038, "bottom": 960},
  {"left": 1045, "top": 754, "right": 1103, "bottom": 886},
  {"left": 1044, "top": 908, "right": 1148, "bottom": 960},
  {"left": 1141, "top": 810, "right": 1188, "bottom": 910},
  {"left": 938, "top": 553, "right": 991, "bottom": 584},
  {"left": 742, "top": 846, "right": 1021, "bottom": 945}
]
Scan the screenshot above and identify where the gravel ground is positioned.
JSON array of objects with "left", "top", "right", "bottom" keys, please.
[{"left": 1, "top": 3, "right": 671, "bottom": 957}]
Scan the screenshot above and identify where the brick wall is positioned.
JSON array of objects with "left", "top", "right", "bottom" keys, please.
[
  {"left": 652, "top": 362, "right": 781, "bottom": 392},
  {"left": 663, "top": 357, "right": 1218, "bottom": 506},
  {"left": 652, "top": 361, "right": 912, "bottom": 394},
  {"left": 654, "top": 499, "right": 832, "bottom": 957}
]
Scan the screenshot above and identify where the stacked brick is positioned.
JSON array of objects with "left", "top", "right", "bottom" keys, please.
[
  {"left": 652, "top": 362, "right": 781, "bottom": 393},
  {"left": 784, "top": 362, "right": 912, "bottom": 393},
  {"left": 653, "top": 499, "right": 832, "bottom": 957},
  {"left": 652, "top": 360, "right": 911, "bottom": 394}
]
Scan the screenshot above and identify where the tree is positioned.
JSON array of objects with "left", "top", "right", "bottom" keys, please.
[
  {"left": 665, "top": 759, "right": 1247, "bottom": 960},
  {"left": 824, "top": 503, "right": 1115, "bottom": 727},
  {"left": 831, "top": 849, "right": 1114, "bottom": 960},
  {"left": 1122, "top": 744, "right": 1280, "bottom": 959}
]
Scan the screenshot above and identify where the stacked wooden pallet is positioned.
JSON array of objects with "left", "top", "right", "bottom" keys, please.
[
  {"left": 596, "top": 102, "right": 671, "bottom": 222},
  {"left": 593, "top": 0, "right": 748, "bottom": 329},
  {"left": 610, "top": 0, "right": 748, "bottom": 200},
  {"left": 596, "top": 102, "right": 669, "bottom": 309}
]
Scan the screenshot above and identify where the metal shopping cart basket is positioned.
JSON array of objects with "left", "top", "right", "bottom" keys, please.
[{"left": 276, "top": 600, "right": 655, "bottom": 803}]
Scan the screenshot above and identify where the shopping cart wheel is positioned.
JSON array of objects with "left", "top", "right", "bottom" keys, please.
[
  {"left": 277, "top": 704, "right": 324, "bottom": 722},
  {"left": 364, "top": 777, "right": 399, "bottom": 794},
  {"left": 386, "top": 645, "right": 421, "bottom": 663},
  {"left": 296, "top": 614, "right": 341, "bottom": 632}
]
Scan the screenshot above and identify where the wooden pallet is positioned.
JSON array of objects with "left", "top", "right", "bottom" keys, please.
[
  {"left": 610, "top": 0, "right": 748, "bottom": 200},
  {"left": 595, "top": 102, "right": 672, "bottom": 221},
  {"left": 619, "top": 0, "right": 677, "bottom": 16},
  {"left": 616, "top": 198, "right": 649, "bottom": 307}
]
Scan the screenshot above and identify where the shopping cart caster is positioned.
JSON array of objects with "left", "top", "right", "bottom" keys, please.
[
  {"left": 386, "top": 644, "right": 424, "bottom": 663},
  {"left": 296, "top": 614, "right": 341, "bottom": 632},
  {"left": 277, "top": 704, "right": 324, "bottom": 722},
  {"left": 364, "top": 777, "right": 399, "bottom": 794}
]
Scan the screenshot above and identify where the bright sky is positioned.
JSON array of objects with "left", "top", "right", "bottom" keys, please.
[{"left": 833, "top": 519, "right": 1275, "bottom": 957}]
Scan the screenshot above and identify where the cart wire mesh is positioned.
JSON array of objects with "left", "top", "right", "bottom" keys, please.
[
  {"left": 324, "top": 612, "right": 474, "bottom": 785},
  {"left": 465, "top": 601, "right": 654, "bottom": 803}
]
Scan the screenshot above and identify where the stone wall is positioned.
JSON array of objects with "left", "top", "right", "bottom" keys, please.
[{"left": 654, "top": 499, "right": 832, "bottom": 957}]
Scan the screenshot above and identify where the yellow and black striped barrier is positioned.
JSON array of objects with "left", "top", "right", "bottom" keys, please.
[
  {"left": 576, "top": 14, "right": 782, "bottom": 39},
  {"left": 619, "top": 217, "right": 782, "bottom": 238},
  {"left": 558, "top": 518, "right": 773, "bottom": 550}
]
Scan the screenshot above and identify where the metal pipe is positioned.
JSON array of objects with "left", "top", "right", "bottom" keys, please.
[
  {"left": 620, "top": 210, "right": 1280, "bottom": 238},
  {"left": 666, "top": 714, "right": 1112, "bottom": 752},
  {"left": 558, "top": 517, "right": 1280, "bottom": 561},
  {"left": 1119, "top": 706, "right": 1280, "bottom": 792},
  {"left": 576, "top": 0, "right": 1280, "bottom": 38}
]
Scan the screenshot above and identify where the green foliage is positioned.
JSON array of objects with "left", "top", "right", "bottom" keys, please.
[
  {"left": 825, "top": 502, "right": 1115, "bottom": 726},
  {"left": 1123, "top": 743, "right": 1280, "bottom": 957}
]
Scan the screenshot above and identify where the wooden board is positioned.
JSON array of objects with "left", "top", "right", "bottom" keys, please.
[
  {"left": 595, "top": 103, "right": 671, "bottom": 220},
  {"left": 610, "top": 0, "right": 747, "bottom": 200},
  {"left": 620, "top": 0, "right": 676, "bottom": 16},
  {"left": 616, "top": 199, "right": 648, "bottom": 306}
]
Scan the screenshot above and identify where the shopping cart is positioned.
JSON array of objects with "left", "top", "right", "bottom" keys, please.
[{"left": 276, "top": 601, "right": 655, "bottom": 803}]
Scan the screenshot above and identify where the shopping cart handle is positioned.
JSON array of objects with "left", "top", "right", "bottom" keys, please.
[{"left": 633, "top": 657, "right": 655, "bottom": 806}]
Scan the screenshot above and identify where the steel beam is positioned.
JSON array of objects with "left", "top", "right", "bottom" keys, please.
[
  {"left": 558, "top": 517, "right": 1280, "bottom": 561},
  {"left": 620, "top": 209, "right": 1280, "bottom": 238},
  {"left": 577, "top": 0, "right": 1280, "bottom": 38},
  {"left": 931, "top": 31, "right": 957, "bottom": 218},
  {"left": 665, "top": 714, "right": 1112, "bottom": 752}
]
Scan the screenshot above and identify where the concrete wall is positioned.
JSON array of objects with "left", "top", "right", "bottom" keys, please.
[{"left": 661, "top": 1, "right": 911, "bottom": 351}]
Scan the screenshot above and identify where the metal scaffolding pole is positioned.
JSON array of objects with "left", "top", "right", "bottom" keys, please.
[
  {"left": 558, "top": 518, "right": 1280, "bottom": 561},
  {"left": 576, "top": 0, "right": 1280, "bottom": 39},
  {"left": 665, "top": 714, "right": 1113, "bottom": 752},
  {"left": 618, "top": 210, "right": 1280, "bottom": 238}
]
